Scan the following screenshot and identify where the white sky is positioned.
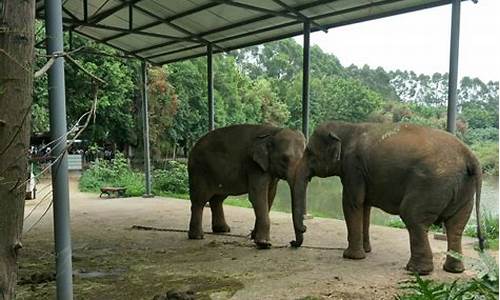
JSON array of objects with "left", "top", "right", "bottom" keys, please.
[{"left": 294, "top": 0, "right": 499, "bottom": 82}]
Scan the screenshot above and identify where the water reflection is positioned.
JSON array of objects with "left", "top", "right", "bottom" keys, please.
[{"left": 273, "top": 176, "right": 499, "bottom": 225}]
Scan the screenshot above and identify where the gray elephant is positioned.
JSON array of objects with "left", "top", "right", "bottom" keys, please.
[
  {"left": 188, "top": 124, "right": 306, "bottom": 249},
  {"left": 290, "top": 121, "right": 483, "bottom": 274}
]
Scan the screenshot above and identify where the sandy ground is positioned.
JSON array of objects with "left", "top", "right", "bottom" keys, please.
[{"left": 17, "top": 180, "right": 494, "bottom": 300}]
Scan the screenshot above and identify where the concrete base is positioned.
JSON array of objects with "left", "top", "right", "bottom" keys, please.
[{"left": 304, "top": 214, "right": 314, "bottom": 220}]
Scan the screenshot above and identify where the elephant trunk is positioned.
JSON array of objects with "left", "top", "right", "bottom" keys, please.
[{"left": 289, "top": 158, "right": 309, "bottom": 247}]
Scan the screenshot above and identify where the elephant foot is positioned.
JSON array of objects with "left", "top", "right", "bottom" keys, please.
[
  {"left": 255, "top": 240, "right": 272, "bottom": 249},
  {"left": 343, "top": 247, "right": 366, "bottom": 260},
  {"left": 363, "top": 241, "right": 372, "bottom": 253},
  {"left": 250, "top": 229, "right": 256, "bottom": 240},
  {"left": 406, "top": 258, "right": 434, "bottom": 275},
  {"left": 188, "top": 230, "right": 204, "bottom": 240},
  {"left": 443, "top": 256, "right": 464, "bottom": 273},
  {"left": 212, "top": 224, "right": 231, "bottom": 233}
]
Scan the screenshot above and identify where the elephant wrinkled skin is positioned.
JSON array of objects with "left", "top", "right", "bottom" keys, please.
[
  {"left": 291, "top": 121, "right": 483, "bottom": 274},
  {"left": 188, "top": 124, "right": 305, "bottom": 249}
]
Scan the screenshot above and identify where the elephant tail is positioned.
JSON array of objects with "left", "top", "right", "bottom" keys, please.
[{"left": 470, "top": 161, "right": 485, "bottom": 252}]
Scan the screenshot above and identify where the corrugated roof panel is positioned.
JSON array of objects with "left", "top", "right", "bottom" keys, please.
[
  {"left": 76, "top": 27, "right": 117, "bottom": 41},
  {"left": 142, "top": 23, "right": 191, "bottom": 39},
  {"left": 109, "top": 33, "right": 167, "bottom": 52},
  {"left": 149, "top": 45, "right": 207, "bottom": 64},
  {"left": 217, "top": 23, "right": 304, "bottom": 50},
  {"left": 137, "top": 0, "right": 192, "bottom": 19},
  {"left": 203, "top": 16, "right": 292, "bottom": 42},
  {"left": 35, "top": 0, "right": 458, "bottom": 65},
  {"left": 140, "top": 41, "right": 200, "bottom": 58}
]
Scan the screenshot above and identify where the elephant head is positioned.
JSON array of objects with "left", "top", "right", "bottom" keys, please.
[
  {"left": 252, "top": 128, "right": 306, "bottom": 183},
  {"left": 290, "top": 125, "right": 342, "bottom": 247}
]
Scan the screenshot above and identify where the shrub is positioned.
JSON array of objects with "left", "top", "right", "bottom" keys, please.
[
  {"left": 396, "top": 252, "right": 498, "bottom": 300},
  {"left": 152, "top": 160, "right": 189, "bottom": 195},
  {"left": 464, "top": 127, "right": 499, "bottom": 145},
  {"left": 79, "top": 152, "right": 144, "bottom": 197},
  {"left": 464, "top": 213, "right": 499, "bottom": 249},
  {"left": 471, "top": 142, "right": 499, "bottom": 175}
]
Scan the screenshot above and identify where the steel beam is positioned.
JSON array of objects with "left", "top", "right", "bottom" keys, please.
[
  {"left": 141, "top": 61, "right": 153, "bottom": 197},
  {"left": 44, "top": 0, "right": 73, "bottom": 298},
  {"left": 131, "top": 0, "right": 336, "bottom": 55},
  {"left": 101, "top": 2, "right": 221, "bottom": 43},
  {"left": 157, "top": 0, "right": 452, "bottom": 65},
  {"left": 447, "top": 0, "right": 461, "bottom": 134},
  {"left": 302, "top": 21, "right": 311, "bottom": 139},
  {"left": 207, "top": 44, "right": 215, "bottom": 131}
]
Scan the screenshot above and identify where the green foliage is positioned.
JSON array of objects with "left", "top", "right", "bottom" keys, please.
[
  {"left": 152, "top": 161, "right": 189, "bottom": 195},
  {"left": 464, "top": 128, "right": 499, "bottom": 145},
  {"left": 464, "top": 213, "right": 499, "bottom": 249},
  {"left": 385, "top": 217, "right": 406, "bottom": 229},
  {"left": 80, "top": 154, "right": 191, "bottom": 197},
  {"left": 470, "top": 142, "right": 499, "bottom": 175},
  {"left": 79, "top": 152, "right": 144, "bottom": 197},
  {"left": 396, "top": 252, "right": 499, "bottom": 300},
  {"left": 31, "top": 30, "right": 497, "bottom": 174}
]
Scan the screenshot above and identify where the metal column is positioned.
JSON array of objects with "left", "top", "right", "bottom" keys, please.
[
  {"left": 45, "top": 0, "right": 73, "bottom": 298},
  {"left": 302, "top": 21, "right": 311, "bottom": 139},
  {"left": 141, "top": 61, "right": 153, "bottom": 197},
  {"left": 447, "top": 0, "right": 461, "bottom": 134},
  {"left": 207, "top": 44, "right": 214, "bottom": 131},
  {"left": 302, "top": 21, "right": 312, "bottom": 219}
]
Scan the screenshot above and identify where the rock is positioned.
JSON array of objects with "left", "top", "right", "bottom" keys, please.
[{"left": 153, "top": 289, "right": 196, "bottom": 300}]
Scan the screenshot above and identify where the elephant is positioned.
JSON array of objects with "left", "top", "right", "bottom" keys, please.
[
  {"left": 290, "top": 121, "right": 483, "bottom": 274},
  {"left": 188, "top": 124, "right": 306, "bottom": 249}
]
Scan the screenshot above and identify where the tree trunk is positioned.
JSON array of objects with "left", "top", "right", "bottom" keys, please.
[{"left": 0, "top": 1, "right": 35, "bottom": 299}]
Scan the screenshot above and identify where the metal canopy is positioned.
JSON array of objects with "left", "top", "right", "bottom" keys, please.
[{"left": 36, "top": 0, "right": 457, "bottom": 66}]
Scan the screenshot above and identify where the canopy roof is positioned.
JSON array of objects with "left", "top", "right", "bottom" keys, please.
[{"left": 35, "top": 0, "right": 458, "bottom": 65}]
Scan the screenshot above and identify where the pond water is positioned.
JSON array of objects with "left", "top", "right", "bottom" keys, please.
[{"left": 272, "top": 176, "right": 499, "bottom": 225}]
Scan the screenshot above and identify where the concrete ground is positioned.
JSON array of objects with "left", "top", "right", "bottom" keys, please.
[{"left": 17, "top": 181, "right": 492, "bottom": 300}]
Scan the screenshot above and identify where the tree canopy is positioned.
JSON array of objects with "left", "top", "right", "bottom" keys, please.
[{"left": 32, "top": 28, "right": 499, "bottom": 171}]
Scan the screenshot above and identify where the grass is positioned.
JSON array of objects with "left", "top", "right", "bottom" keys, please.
[
  {"left": 385, "top": 214, "right": 499, "bottom": 250},
  {"left": 396, "top": 252, "right": 499, "bottom": 300}
]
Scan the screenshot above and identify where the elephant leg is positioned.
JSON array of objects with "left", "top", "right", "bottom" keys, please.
[
  {"left": 188, "top": 188, "right": 210, "bottom": 240},
  {"left": 443, "top": 201, "right": 473, "bottom": 273},
  {"left": 250, "top": 179, "right": 278, "bottom": 240},
  {"left": 342, "top": 180, "right": 366, "bottom": 260},
  {"left": 363, "top": 204, "right": 372, "bottom": 253},
  {"left": 249, "top": 175, "right": 271, "bottom": 249},
  {"left": 210, "top": 195, "right": 230, "bottom": 233},
  {"left": 400, "top": 195, "right": 436, "bottom": 275},
  {"left": 267, "top": 178, "right": 279, "bottom": 212},
  {"left": 403, "top": 224, "right": 433, "bottom": 275}
]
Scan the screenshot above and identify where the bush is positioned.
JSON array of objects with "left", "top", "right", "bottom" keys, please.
[
  {"left": 396, "top": 252, "right": 498, "bottom": 300},
  {"left": 79, "top": 152, "right": 144, "bottom": 197},
  {"left": 470, "top": 142, "right": 499, "bottom": 175},
  {"left": 464, "top": 127, "right": 499, "bottom": 145},
  {"left": 152, "top": 160, "right": 189, "bottom": 195},
  {"left": 79, "top": 155, "right": 191, "bottom": 197},
  {"left": 464, "top": 213, "right": 499, "bottom": 249}
]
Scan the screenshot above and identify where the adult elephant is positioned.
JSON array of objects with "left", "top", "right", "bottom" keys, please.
[
  {"left": 290, "top": 121, "right": 483, "bottom": 274},
  {"left": 188, "top": 124, "right": 306, "bottom": 249}
]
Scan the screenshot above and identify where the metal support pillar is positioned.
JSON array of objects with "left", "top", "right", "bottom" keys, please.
[
  {"left": 141, "top": 61, "right": 153, "bottom": 197},
  {"left": 302, "top": 21, "right": 311, "bottom": 139},
  {"left": 447, "top": 0, "right": 461, "bottom": 134},
  {"left": 45, "top": 0, "right": 73, "bottom": 298},
  {"left": 302, "top": 21, "right": 312, "bottom": 219},
  {"left": 207, "top": 44, "right": 214, "bottom": 131}
]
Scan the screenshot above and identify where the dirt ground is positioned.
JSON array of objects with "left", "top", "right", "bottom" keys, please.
[{"left": 17, "top": 180, "right": 495, "bottom": 300}]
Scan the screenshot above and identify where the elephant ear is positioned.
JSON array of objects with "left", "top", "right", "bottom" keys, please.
[
  {"left": 252, "top": 134, "right": 271, "bottom": 171},
  {"left": 328, "top": 132, "right": 342, "bottom": 160}
]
